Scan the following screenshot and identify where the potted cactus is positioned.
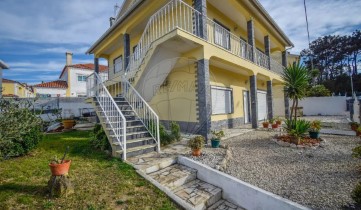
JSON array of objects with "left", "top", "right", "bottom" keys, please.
[
  {"left": 49, "top": 147, "right": 71, "bottom": 176},
  {"left": 188, "top": 136, "right": 205, "bottom": 156},
  {"left": 211, "top": 130, "right": 225, "bottom": 148},
  {"left": 309, "top": 120, "right": 321, "bottom": 139}
]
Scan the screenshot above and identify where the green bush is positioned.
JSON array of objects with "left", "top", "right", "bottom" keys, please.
[
  {"left": 285, "top": 119, "right": 311, "bottom": 138},
  {"left": 90, "top": 124, "right": 111, "bottom": 151},
  {"left": 160, "top": 122, "right": 181, "bottom": 146},
  {"left": 0, "top": 98, "right": 43, "bottom": 159},
  {"left": 170, "top": 121, "right": 181, "bottom": 141},
  {"left": 306, "top": 85, "right": 331, "bottom": 97},
  {"left": 352, "top": 182, "right": 361, "bottom": 204}
]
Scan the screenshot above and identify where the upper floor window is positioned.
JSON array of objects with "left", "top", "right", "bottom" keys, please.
[
  {"left": 133, "top": 45, "right": 141, "bottom": 61},
  {"left": 78, "top": 75, "right": 87, "bottom": 82},
  {"left": 214, "top": 20, "right": 230, "bottom": 50},
  {"left": 114, "top": 55, "right": 123, "bottom": 73}
]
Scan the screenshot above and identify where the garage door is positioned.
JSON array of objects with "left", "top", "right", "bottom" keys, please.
[{"left": 257, "top": 91, "right": 267, "bottom": 121}]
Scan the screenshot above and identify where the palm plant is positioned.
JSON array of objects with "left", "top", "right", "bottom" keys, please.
[{"left": 282, "top": 62, "right": 310, "bottom": 121}]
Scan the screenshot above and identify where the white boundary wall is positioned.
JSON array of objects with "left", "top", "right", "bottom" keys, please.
[
  {"left": 178, "top": 156, "right": 310, "bottom": 210},
  {"left": 291, "top": 96, "right": 347, "bottom": 116},
  {"left": 354, "top": 100, "right": 361, "bottom": 123}
]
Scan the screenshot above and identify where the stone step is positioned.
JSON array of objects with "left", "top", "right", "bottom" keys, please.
[
  {"left": 115, "top": 144, "right": 157, "bottom": 158},
  {"left": 109, "top": 131, "right": 151, "bottom": 140},
  {"left": 127, "top": 153, "right": 177, "bottom": 174},
  {"left": 149, "top": 164, "right": 197, "bottom": 190},
  {"left": 173, "top": 179, "right": 222, "bottom": 210},
  {"left": 106, "top": 125, "right": 147, "bottom": 133},
  {"left": 112, "top": 137, "right": 155, "bottom": 148},
  {"left": 208, "top": 199, "right": 245, "bottom": 210}
]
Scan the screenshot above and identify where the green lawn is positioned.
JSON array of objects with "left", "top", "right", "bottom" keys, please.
[{"left": 0, "top": 131, "right": 178, "bottom": 210}]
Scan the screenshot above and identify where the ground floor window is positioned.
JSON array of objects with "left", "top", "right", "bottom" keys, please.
[{"left": 211, "top": 86, "right": 233, "bottom": 115}]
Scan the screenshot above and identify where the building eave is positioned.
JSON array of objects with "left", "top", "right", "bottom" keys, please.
[
  {"left": 86, "top": 0, "right": 145, "bottom": 55},
  {"left": 250, "top": 0, "right": 294, "bottom": 47},
  {"left": 0, "top": 60, "right": 9, "bottom": 69}
]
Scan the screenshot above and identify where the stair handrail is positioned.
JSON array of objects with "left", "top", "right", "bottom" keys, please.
[
  {"left": 121, "top": 77, "right": 160, "bottom": 153},
  {"left": 87, "top": 72, "right": 127, "bottom": 160}
]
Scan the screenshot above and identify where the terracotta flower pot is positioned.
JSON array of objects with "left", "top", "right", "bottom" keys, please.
[
  {"left": 262, "top": 123, "right": 269, "bottom": 128},
  {"left": 357, "top": 131, "right": 361, "bottom": 137},
  {"left": 272, "top": 124, "right": 279, "bottom": 129},
  {"left": 192, "top": 149, "right": 201, "bottom": 157},
  {"left": 276, "top": 121, "right": 282, "bottom": 125},
  {"left": 62, "top": 120, "right": 75, "bottom": 129},
  {"left": 49, "top": 160, "right": 71, "bottom": 176},
  {"left": 351, "top": 125, "right": 358, "bottom": 131}
]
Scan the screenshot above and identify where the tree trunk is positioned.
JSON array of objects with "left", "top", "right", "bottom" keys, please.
[
  {"left": 290, "top": 99, "right": 296, "bottom": 122},
  {"left": 294, "top": 99, "right": 299, "bottom": 121}
]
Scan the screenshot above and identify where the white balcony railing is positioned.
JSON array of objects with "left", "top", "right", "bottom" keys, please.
[{"left": 118, "top": 0, "right": 284, "bottom": 80}]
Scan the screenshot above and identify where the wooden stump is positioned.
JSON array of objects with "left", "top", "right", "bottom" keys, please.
[{"left": 48, "top": 175, "right": 74, "bottom": 197}]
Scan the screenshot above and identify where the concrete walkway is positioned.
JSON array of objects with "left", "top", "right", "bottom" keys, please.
[{"left": 320, "top": 129, "right": 356, "bottom": 136}]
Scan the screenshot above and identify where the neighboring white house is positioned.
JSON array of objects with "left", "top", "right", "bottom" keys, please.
[
  {"left": 33, "top": 80, "right": 68, "bottom": 97},
  {"left": 58, "top": 52, "right": 108, "bottom": 97},
  {"left": 33, "top": 52, "right": 108, "bottom": 98}
]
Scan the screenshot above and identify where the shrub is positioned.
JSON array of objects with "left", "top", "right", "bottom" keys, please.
[
  {"left": 90, "top": 124, "right": 111, "bottom": 151},
  {"left": 160, "top": 124, "right": 173, "bottom": 146},
  {"left": 352, "top": 146, "right": 361, "bottom": 158},
  {"left": 170, "top": 121, "right": 181, "bottom": 141},
  {"left": 285, "top": 119, "right": 311, "bottom": 138},
  {"left": 0, "top": 98, "right": 43, "bottom": 159},
  {"left": 188, "top": 136, "right": 205, "bottom": 150},
  {"left": 352, "top": 182, "right": 361, "bottom": 205},
  {"left": 160, "top": 122, "right": 182, "bottom": 146},
  {"left": 306, "top": 85, "right": 331, "bottom": 97}
]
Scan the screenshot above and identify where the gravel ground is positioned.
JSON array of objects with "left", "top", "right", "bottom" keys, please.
[
  {"left": 184, "top": 145, "right": 226, "bottom": 169},
  {"left": 218, "top": 130, "right": 361, "bottom": 210}
]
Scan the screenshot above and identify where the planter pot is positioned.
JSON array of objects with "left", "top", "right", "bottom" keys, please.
[
  {"left": 192, "top": 149, "right": 201, "bottom": 157},
  {"left": 262, "top": 123, "right": 269, "bottom": 128},
  {"left": 351, "top": 125, "right": 358, "bottom": 131},
  {"left": 49, "top": 160, "right": 71, "bottom": 176},
  {"left": 62, "top": 120, "right": 75, "bottom": 129},
  {"left": 276, "top": 121, "right": 282, "bottom": 125},
  {"left": 357, "top": 131, "right": 361, "bottom": 137},
  {"left": 309, "top": 131, "right": 320, "bottom": 139},
  {"left": 211, "top": 139, "right": 220, "bottom": 148},
  {"left": 272, "top": 124, "right": 279, "bottom": 129}
]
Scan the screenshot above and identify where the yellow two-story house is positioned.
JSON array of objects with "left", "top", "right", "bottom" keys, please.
[
  {"left": 2, "top": 78, "right": 35, "bottom": 98},
  {"left": 87, "top": 0, "right": 293, "bottom": 152}
]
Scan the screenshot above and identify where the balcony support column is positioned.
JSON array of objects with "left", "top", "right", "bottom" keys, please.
[
  {"left": 193, "top": 0, "right": 207, "bottom": 40},
  {"left": 94, "top": 56, "right": 100, "bottom": 123},
  {"left": 250, "top": 75, "right": 258, "bottom": 128},
  {"left": 264, "top": 36, "right": 271, "bottom": 70},
  {"left": 247, "top": 19, "right": 255, "bottom": 62},
  {"left": 267, "top": 81, "right": 274, "bottom": 120},
  {"left": 124, "top": 33, "right": 130, "bottom": 69},
  {"left": 196, "top": 59, "right": 211, "bottom": 142},
  {"left": 282, "top": 50, "right": 288, "bottom": 67},
  {"left": 282, "top": 51, "right": 290, "bottom": 119}
]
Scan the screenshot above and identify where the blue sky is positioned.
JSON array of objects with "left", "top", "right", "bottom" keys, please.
[{"left": 1, "top": 0, "right": 361, "bottom": 84}]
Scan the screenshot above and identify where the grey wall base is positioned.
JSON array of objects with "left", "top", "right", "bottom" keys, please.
[
  {"left": 211, "top": 117, "right": 244, "bottom": 130},
  {"left": 160, "top": 120, "right": 201, "bottom": 134}
]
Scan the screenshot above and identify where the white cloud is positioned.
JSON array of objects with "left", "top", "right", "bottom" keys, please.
[
  {"left": 259, "top": 0, "right": 361, "bottom": 53},
  {"left": 0, "top": 0, "right": 122, "bottom": 45}
]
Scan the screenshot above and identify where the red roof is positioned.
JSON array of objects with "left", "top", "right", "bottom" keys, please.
[
  {"left": 59, "top": 63, "right": 108, "bottom": 79},
  {"left": 33, "top": 80, "right": 68, "bottom": 89}
]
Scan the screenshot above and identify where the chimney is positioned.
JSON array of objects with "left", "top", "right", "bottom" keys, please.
[
  {"left": 109, "top": 17, "right": 115, "bottom": 27},
  {"left": 66, "top": 51, "right": 73, "bottom": 66}
]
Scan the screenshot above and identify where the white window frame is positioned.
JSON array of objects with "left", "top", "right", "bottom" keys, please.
[
  {"left": 77, "top": 75, "right": 87, "bottom": 82},
  {"left": 114, "top": 55, "right": 123, "bottom": 73},
  {"left": 211, "top": 86, "right": 233, "bottom": 115},
  {"left": 214, "top": 20, "right": 230, "bottom": 50}
]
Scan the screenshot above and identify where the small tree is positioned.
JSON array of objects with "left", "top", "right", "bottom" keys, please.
[{"left": 282, "top": 62, "right": 310, "bottom": 121}]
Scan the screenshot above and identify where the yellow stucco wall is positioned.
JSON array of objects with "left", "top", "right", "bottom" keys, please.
[
  {"left": 2, "top": 83, "right": 15, "bottom": 95},
  {"left": 209, "top": 65, "right": 249, "bottom": 122},
  {"left": 149, "top": 63, "right": 198, "bottom": 122}
]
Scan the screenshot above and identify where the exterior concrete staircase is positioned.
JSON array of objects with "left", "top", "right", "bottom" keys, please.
[
  {"left": 94, "top": 96, "right": 157, "bottom": 158},
  {"left": 129, "top": 155, "right": 244, "bottom": 210}
]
